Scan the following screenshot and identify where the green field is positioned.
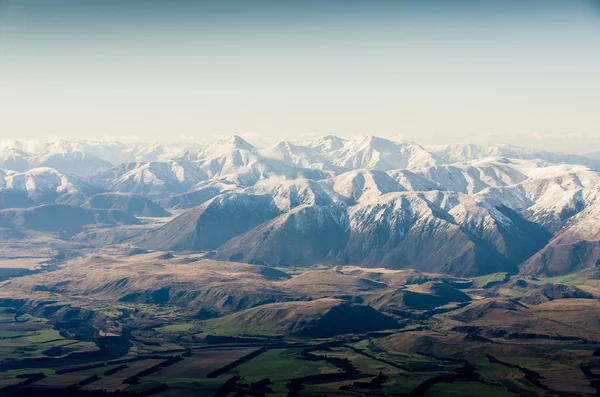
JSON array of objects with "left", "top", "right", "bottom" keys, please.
[
  {"left": 0, "top": 309, "right": 98, "bottom": 361},
  {"left": 154, "top": 323, "right": 195, "bottom": 333}
]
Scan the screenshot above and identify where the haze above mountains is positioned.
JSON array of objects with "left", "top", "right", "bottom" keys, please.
[{"left": 1, "top": 135, "right": 600, "bottom": 278}]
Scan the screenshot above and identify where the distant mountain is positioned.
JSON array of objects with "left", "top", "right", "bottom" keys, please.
[
  {"left": 326, "top": 170, "right": 410, "bottom": 203},
  {"left": 83, "top": 192, "right": 171, "bottom": 217},
  {"left": 27, "top": 151, "right": 113, "bottom": 176},
  {"left": 324, "top": 136, "right": 441, "bottom": 171},
  {"left": 0, "top": 190, "right": 34, "bottom": 210},
  {"left": 193, "top": 146, "right": 330, "bottom": 187},
  {"left": 179, "top": 135, "right": 256, "bottom": 161},
  {"left": 0, "top": 148, "right": 30, "bottom": 172},
  {"left": 520, "top": 200, "right": 600, "bottom": 276},
  {"left": 247, "top": 177, "right": 344, "bottom": 211},
  {"left": 215, "top": 192, "right": 550, "bottom": 276},
  {"left": 1, "top": 139, "right": 197, "bottom": 165},
  {"left": 1, "top": 135, "right": 599, "bottom": 277},
  {"left": 139, "top": 193, "right": 281, "bottom": 251},
  {"left": 0, "top": 148, "right": 112, "bottom": 176},
  {"left": 0, "top": 204, "right": 140, "bottom": 236},
  {"left": 584, "top": 151, "right": 600, "bottom": 160},
  {"left": 428, "top": 143, "right": 600, "bottom": 170},
  {"left": 1, "top": 167, "right": 103, "bottom": 205},
  {"left": 259, "top": 136, "right": 441, "bottom": 171},
  {"left": 215, "top": 204, "right": 351, "bottom": 267},
  {"left": 259, "top": 140, "right": 330, "bottom": 169},
  {"left": 158, "top": 180, "right": 239, "bottom": 210},
  {"left": 92, "top": 160, "right": 208, "bottom": 199}
]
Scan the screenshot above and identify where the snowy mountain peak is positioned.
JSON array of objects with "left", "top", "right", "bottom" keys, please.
[
  {"left": 311, "top": 135, "right": 347, "bottom": 152},
  {"left": 179, "top": 135, "right": 256, "bottom": 162}
]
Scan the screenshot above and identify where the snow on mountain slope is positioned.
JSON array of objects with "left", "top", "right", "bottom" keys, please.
[
  {"left": 215, "top": 204, "right": 351, "bottom": 266},
  {"left": 140, "top": 193, "right": 281, "bottom": 251},
  {"left": 1, "top": 134, "right": 599, "bottom": 277},
  {"left": 213, "top": 194, "right": 489, "bottom": 274},
  {"left": 327, "top": 170, "right": 407, "bottom": 203},
  {"left": 423, "top": 190, "right": 550, "bottom": 260},
  {"left": 476, "top": 163, "right": 600, "bottom": 232},
  {"left": 350, "top": 191, "right": 548, "bottom": 274},
  {"left": 259, "top": 141, "right": 329, "bottom": 169},
  {"left": 429, "top": 143, "right": 600, "bottom": 170},
  {"left": 127, "top": 143, "right": 201, "bottom": 163},
  {"left": 521, "top": 200, "right": 600, "bottom": 276},
  {"left": 0, "top": 148, "right": 30, "bottom": 172},
  {"left": 213, "top": 190, "right": 549, "bottom": 276},
  {"left": 554, "top": 201, "right": 600, "bottom": 242},
  {"left": 27, "top": 151, "right": 113, "bottom": 176},
  {"left": 195, "top": 148, "right": 332, "bottom": 187},
  {"left": 1, "top": 139, "right": 196, "bottom": 166},
  {"left": 179, "top": 135, "right": 256, "bottom": 161},
  {"left": 96, "top": 160, "right": 209, "bottom": 199},
  {"left": 247, "top": 177, "right": 345, "bottom": 211},
  {"left": 0, "top": 147, "right": 112, "bottom": 176},
  {"left": 386, "top": 169, "right": 445, "bottom": 192},
  {"left": 309, "top": 135, "right": 347, "bottom": 153},
  {"left": 259, "top": 135, "right": 441, "bottom": 172},
  {"left": 417, "top": 158, "right": 529, "bottom": 194},
  {"left": 47, "top": 139, "right": 194, "bottom": 163},
  {"left": 325, "top": 136, "right": 441, "bottom": 171},
  {"left": 158, "top": 180, "right": 240, "bottom": 209},
  {"left": 2, "top": 167, "right": 103, "bottom": 205}
]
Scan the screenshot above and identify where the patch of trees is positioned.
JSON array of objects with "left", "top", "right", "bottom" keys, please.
[
  {"left": 346, "top": 344, "right": 410, "bottom": 371},
  {"left": 104, "top": 364, "right": 129, "bottom": 375},
  {"left": 486, "top": 353, "right": 547, "bottom": 389},
  {"left": 408, "top": 362, "right": 480, "bottom": 396},
  {"left": 122, "top": 356, "right": 183, "bottom": 385},
  {"left": 0, "top": 335, "right": 132, "bottom": 372},
  {"left": 54, "top": 321, "right": 98, "bottom": 342},
  {"left": 206, "top": 347, "right": 268, "bottom": 378},
  {"left": 340, "top": 372, "right": 388, "bottom": 390},
  {"left": 107, "top": 354, "right": 173, "bottom": 365},
  {"left": 416, "top": 351, "right": 468, "bottom": 364},
  {"left": 54, "top": 354, "right": 175, "bottom": 376},
  {"left": 13, "top": 373, "right": 47, "bottom": 386},
  {"left": 286, "top": 347, "right": 366, "bottom": 394},
  {"left": 579, "top": 360, "right": 600, "bottom": 379},
  {"left": 0, "top": 385, "right": 168, "bottom": 397},
  {"left": 77, "top": 374, "right": 101, "bottom": 387},
  {"left": 56, "top": 361, "right": 108, "bottom": 374},
  {"left": 215, "top": 376, "right": 274, "bottom": 397},
  {"left": 205, "top": 334, "right": 282, "bottom": 344}
]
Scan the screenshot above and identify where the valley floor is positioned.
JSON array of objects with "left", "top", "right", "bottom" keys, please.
[{"left": 2, "top": 243, "right": 600, "bottom": 396}]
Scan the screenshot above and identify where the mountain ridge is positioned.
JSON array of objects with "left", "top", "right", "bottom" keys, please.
[{"left": 0, "top": 135, "right": 598, "bottom": 276}]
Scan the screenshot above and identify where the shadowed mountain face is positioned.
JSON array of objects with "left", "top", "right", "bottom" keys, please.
[
  {"left": 0, "top": 190, "right": 34, "bottom": 210},
  {"left": 84, "top": 192, "right": 171, "bottom": 217},
  {"left": 209, "top": 194, "right": 551, "bottom": 276},
  {"left": 0, "top": 204, "right": 141, "bottom": 236},
  {"left": 139, "top": 193, "right": 281, "bottom": 251},
  {"left": 0, "top": 135, "right": 599, "bottom": 276}
]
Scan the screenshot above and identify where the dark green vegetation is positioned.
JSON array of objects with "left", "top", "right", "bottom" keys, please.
[{"left": 3, "top": 249, "right": 600, "bottom": 396}]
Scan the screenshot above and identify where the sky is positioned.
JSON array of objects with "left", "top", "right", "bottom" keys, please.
[{"left": 0, "top": 0, "right": 599, "bottom": 152}]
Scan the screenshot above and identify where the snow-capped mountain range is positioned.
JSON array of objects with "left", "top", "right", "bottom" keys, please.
[{"left": 1, "top": 135, "right": 599, "bottom": 277}]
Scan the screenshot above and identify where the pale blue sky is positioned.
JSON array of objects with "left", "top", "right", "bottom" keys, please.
[{"left": 0, "top": 0, "right": 599, "bottom": 152}]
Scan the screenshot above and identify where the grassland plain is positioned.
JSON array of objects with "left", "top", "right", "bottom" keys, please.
[{"left": 3, "top": 254, "right": 600, "bottom": 395}]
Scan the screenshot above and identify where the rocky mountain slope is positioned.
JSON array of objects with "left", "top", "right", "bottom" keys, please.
[{"left": 0, "top": 135, "right": 598, "bottom": 276}]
